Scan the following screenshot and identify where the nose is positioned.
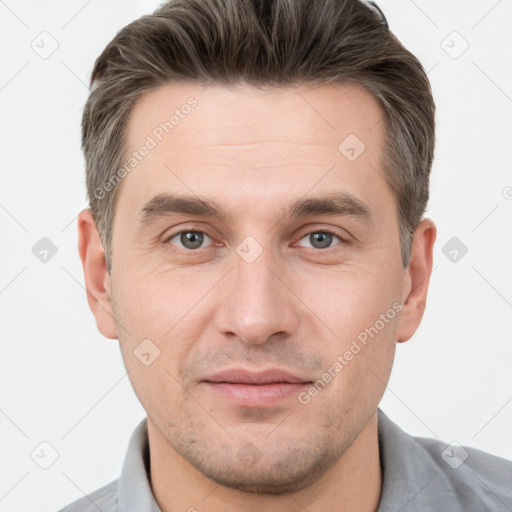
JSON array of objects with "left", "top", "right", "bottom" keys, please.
[{"left": 214, "top": 245, "right": 299, "bottom": 345}]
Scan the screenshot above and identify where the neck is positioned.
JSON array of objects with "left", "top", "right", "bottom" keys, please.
[{"left": 147, "top": 412, "right": 382, "bottom": 512}]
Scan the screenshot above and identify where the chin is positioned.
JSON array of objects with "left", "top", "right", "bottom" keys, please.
[{"left": 181, "top": 440, "right": 336, "bottom": 495}]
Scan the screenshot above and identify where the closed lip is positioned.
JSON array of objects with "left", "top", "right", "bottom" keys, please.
[{"left": 202, "top": 368, "right": 312, "bottom": 385}]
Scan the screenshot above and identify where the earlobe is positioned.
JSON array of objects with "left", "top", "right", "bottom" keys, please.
[
  {"left": 77, "top": 209, "right": 118, "bottom": 339},
  {"left": 396, "top": 218, "right": 436, "bottom": 343}
]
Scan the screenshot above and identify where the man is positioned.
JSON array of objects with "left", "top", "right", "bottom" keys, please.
[{"left": 60, "top": 0, "right": 512, "bottom": 510}]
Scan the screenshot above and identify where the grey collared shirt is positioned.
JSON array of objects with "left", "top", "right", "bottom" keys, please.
[{"left": 57, "top": 409, "right": 512, "bottom": 511}]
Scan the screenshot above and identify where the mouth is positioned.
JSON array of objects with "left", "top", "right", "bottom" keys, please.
[{"left": 201, "top": 368, "right": 313, "bottom": 408}]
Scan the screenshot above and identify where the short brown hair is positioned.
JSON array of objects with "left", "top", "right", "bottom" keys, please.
[{"left": 82, "top": 0, "right": 435, "bottom": 271}]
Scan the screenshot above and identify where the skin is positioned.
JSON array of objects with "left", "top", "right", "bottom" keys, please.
[{"left": 78, "top": 82, "right": 436, "bottom": 512}]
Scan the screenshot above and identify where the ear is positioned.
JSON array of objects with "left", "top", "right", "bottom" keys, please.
[
  {"left": 77, "top": 209, "right": 118, "bottom": 339},
  {"left": 397, "top": 218, "right": 436, "bottom": 343}
]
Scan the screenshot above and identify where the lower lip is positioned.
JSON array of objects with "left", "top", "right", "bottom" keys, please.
[{"left": 203, "top": 382, "right": 310, "bottom": 407}]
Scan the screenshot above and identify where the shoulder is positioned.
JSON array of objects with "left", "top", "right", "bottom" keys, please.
[
  {"left": 56, "top": 479, "right": 118, "bottom": 512},
  {"left": 414, "top": 434, "right": 512, "bottom": 503},
  {"left": 377, "top": 409, "right": 512, "bottom": 511}
]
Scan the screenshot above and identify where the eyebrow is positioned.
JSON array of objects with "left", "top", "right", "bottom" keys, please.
[{"left": 138, "top": 191, "right": 375, "bottom": 227}]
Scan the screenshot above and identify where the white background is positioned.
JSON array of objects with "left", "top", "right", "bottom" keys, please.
[{"left": 0, "top": 1, "right": 511, "bottom": 511}]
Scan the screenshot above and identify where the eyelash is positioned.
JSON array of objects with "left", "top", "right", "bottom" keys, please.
[{"left": 163, "top": 227, "right": 349, "bottom": 252}]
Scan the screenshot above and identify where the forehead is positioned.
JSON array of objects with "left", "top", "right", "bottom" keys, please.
[
  {"left": 118, "top": 82, "right": 391, "bottom": 222},
  {"left": 126, "top": 81, "right": 384, "bottom": 152}
]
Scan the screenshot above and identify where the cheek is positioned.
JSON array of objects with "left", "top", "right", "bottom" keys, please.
[
  {"left": 295, "top": 265, "right": 401, "bottom": 399},
  {"left": 112, "top": 270, "right": 208, "bottom": 391},
  {"left": 114, "top": 267, "right": 199, "bottom": 337},
  {"left": 296, "top": 261, "right": 402, "bottom": 336}
]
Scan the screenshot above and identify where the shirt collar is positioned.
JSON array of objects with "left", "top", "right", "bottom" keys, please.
[{"left": 118, "top": 418, "right": 161, "bottom": 512}]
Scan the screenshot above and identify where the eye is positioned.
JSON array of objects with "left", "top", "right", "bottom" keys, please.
[
  {"left": 164, "top": 227, "right": 348, "bottom": 253},
  {"left": 166, "top": 230, "right": 214, "bottom": 250},
  {"left": 296, "top": 229, "right": 346, "bottom": 250}
]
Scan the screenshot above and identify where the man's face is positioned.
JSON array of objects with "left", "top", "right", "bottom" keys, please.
[{"left": 99, "top": 83, "right": 414, "bottom": 492}]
